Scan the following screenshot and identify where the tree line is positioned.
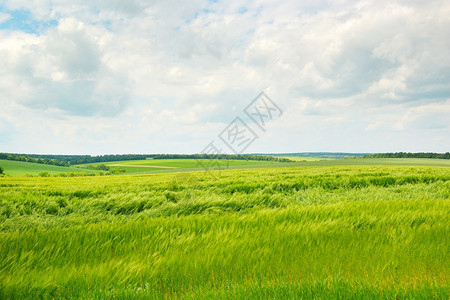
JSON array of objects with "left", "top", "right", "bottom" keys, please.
[
  {"left": 25, "top": 154, "right": 150, "bottom": 165},
  {"left": 151, "top": 154, "right": 292, "bottom": 162},
  {"left": 0, "top": 153, "right": 148, "bottom": 166},
  {"left": 0, "top": 153, "right": 292, "bottom": 167},
  {"left": 0, "top": 153, "right": 70, "bottom": 167},
  {"left": 363, "top": 152, "right": 450, "bottom": 159}
]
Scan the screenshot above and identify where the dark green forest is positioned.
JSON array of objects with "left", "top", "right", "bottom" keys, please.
[
  {"left": 363, "top": 152, "right": 450, "bottom": 159},
  {"left": 151, "top": 154, "right": 291, "bottom": 162},
  {"left": 0, "top": 153, "right": 291, "bottom": 167}
]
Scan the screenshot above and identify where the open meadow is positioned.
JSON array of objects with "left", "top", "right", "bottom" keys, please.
[
  {"left": 75, "top": 159, "right": 278, "bottom": 174},
  {"left": 0, "top": 159, "right": 97, "bottom": 176},
  {"left": 2, "top": 0, "right": 449, "bottom": 298},
  {"left": 0, "top": 160, "right": 449, "bottom": 299}
]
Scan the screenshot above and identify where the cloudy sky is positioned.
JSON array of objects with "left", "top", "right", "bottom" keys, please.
[{"left": 0, "top": 0, "right": 449, "bottom": 155}]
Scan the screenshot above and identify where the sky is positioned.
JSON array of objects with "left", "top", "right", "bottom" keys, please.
[{"left": 0, "top": 0, "right": 449, "bottom": 155}]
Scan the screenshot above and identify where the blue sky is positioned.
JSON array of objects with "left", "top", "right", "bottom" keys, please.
[
  {"left": 0, "top": 0, "right": 449, "bottom": 155},
  {"left": 0, "top": 8, "right": 57, "bottom": 34}
]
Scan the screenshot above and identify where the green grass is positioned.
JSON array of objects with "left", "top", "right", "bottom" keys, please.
[
  {"left": 277, "top": 156, "right": 334, "bottom": 161},
  {"left": 76, "top": 159, "right": 278, "bottom": 174},
  {"left": 77, "top": 158, "right": 450, "bottom": 175},
  {"left": 0, "top": 164, "right": 448, "bottom": 298},
  {"left": 285, "top": 158, "right": 450, "bottom": 167},
  {"left": 0, "top": 159, "right": 98, "bottom": 176},
  {"left": 3, "top": 158, "right": 447, "bottom": 177}
]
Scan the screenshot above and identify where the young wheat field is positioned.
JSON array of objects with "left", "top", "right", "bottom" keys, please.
[{"left": 0, "top": 164, "right": 449, "bottom": 298}]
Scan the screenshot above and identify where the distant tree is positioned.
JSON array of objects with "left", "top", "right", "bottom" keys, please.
[
  {"left": 0, "top": 166, "right": 4, "bottom": 175},
  {"left": 86, "top": 164, "right": 110, "bottom": 171},
  {"left": 363, "top": 152, "right": 450, "bottom": 160},
  {"left": 96, "top": 164, "right": 109, "bottom": 171}
]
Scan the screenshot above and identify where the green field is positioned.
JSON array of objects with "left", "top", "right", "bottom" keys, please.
[
  {"left": 2, "top": 158, "right": 448, "bottom": 177},
  {"left": 276, "top": 156, "right": 334, "bottom": 161},
  {"left": 0, "top": 162, "right": 449, "bottom": 298},
  {"left": 282, "top": 157, "right": 450, "bottom": 167},
  {"left": 307, "top": 158, "right": 450, "bottom": 167},
  {"left": 76, "top": 159, "right": 278, "bottom": 174},
  {"left": 77, "top": 158, "right": 450, "bottom": 175},
  {"left": 0, "top": 159, "right": 98, "bottom": 176}
]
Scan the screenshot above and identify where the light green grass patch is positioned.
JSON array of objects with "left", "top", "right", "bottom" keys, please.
[
  {"left": 0, "top": 159, "right": 98, "bottom": 176},
  {"left": 77, "top": 159, "right": 278, "bottom": 174},
  {"left": 277, "top": 156, "right": 334, "bottom": 161}
]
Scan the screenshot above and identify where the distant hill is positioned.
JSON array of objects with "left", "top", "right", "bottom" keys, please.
[
  {"left": 363, "top": 152, "right": 449, "bottom": 159},
  {"left": 259, "top": 152, "right": 449, "bottom": 160},
  {"left": 259, "top": 152, "right": 372, "bottom": 159}
]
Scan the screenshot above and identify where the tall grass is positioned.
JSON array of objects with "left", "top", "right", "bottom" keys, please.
[{"left": 0, "top": 165, "right": 449, "bottom": 298}]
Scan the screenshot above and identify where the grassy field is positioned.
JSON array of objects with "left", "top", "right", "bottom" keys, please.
[
  {"left": 283, "top": 157, "right": 450, "bottom": 167},
  {"left": 77, "top": 158, "right": 450, "bottom": 175},
  {"left": 76, "top": 159, "right": 278, "bottom": 174},
  {"left": 0, "top": 162, "right": 449, "bottom": 298},
  {"left": 0, "top": 159, "right": 98, "bottom": 176},
  {"left": 276, "top": 156, "right": 334, "bottom": 161},
  {"left": 2, "top": 158, "right": 448, "bottom": 176}
]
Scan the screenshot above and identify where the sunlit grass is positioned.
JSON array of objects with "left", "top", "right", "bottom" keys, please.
[
  {"left": 0, "top": 165, "right": 449, "bottom": 298},
  {"left": 276, "top": 156, "right": 334, "bottom": 161}
]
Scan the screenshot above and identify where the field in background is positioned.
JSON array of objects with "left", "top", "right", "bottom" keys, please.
[
  {"left": 2, "top": 157, "right": 449, "bottom": 176},
  {"left": 287, "top": 157, "right": 450, "bottom": 167},
  {"left": 0, "top": 159, "right": 97, "bottom": 176},
  {"left": 277, "top": 156, "right": 334, "bottom": 161},
  {"left": 76, "top": 159, "right": 278, "bottom": 174},
  {"left": 0, "top": 163, "right": 448, "bottom": 298},
  {"left": 78, "top": 158, "right": 450, "bottom": 174}
]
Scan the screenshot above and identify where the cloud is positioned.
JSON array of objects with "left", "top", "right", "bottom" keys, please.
[
  {"left": 0, "top": 117, "right": 15, "bottom": 146},
  {"left": 0, "top": 12, "right": 11, "bottom": 24},
  {"left": 393, "top": 100, "right": 450, "bottom": 131},
  {"left": 0, "top": 18, "right": 130, "bottom": 116},
  {"left": 0, "top": 0, "right": 449, "bottom": 153}
]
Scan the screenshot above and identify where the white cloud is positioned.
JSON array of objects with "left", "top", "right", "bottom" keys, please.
[
  {"left": 0, "top": 0, "right": 449, "bottom": 154},
  {"left": 393, "top": 100, "right": 450, "bottom": 131},
  {"left": 0, "top": 18, "right": 130, "bottom": 116},
  {"left": 0, "top": 12, "right": 10, "bottom": 24}
]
